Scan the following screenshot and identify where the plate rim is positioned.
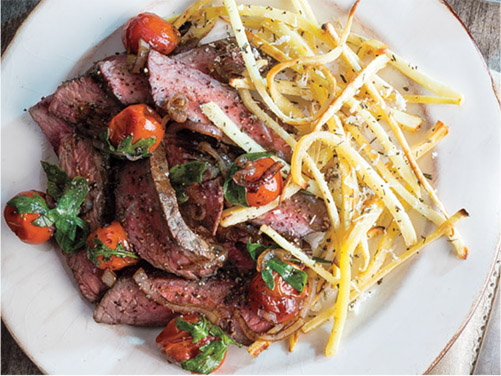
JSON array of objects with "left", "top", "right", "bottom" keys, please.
[{"left": 1, "top": 0, "right": 500, "bottom": 374}]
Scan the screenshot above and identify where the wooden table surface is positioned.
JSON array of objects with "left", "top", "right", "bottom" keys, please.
[{"left": 1, "top": 0, "right": 500, "bottom": 374}]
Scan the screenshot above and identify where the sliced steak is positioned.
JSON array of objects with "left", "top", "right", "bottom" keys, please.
[
  {"left": 148, "top": 50, "right": 291, "bottom": 160},
  {"left": 173, "top": 39, "right": 246, "bottom": 82},
  {"left": 94, "top": 277, "right": 174, "bottom": 326},
  {"left": 56, "top": 132, "right": 111, "bottom": 302},
  {"left": 164, "top": 132, "right": 224, "bottom": 236},
  {"left": 29, "top": 96, "right": 73, "bottom": 150},
  {"left": 48, "top": 76, "right": 120, "bottom": 132},
  {"left": 251, "top": 192, "right": 329, "bottom": 239},
  {"left": 133, "top": 268, "right": 272, "bottom": 345},
  {"left": 184, "top": 179, "right": 224, "bottom": 236},
  {"left": 58, "top": 132, "right": 111, "bottom": 231},
  {"left": 115, "top": 143, "right": 226, "bottom": 279},
  {"left": 65, "top": 250, "right": 105, "bottom": 302},
  {"left": 96, "top": 54, "right": 152, "bottom": 106}
]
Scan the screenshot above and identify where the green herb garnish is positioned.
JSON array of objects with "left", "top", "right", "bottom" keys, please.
[
  {"left": 223, "top": 152, "right": 274, "bottom": 207},
  {"left": 169, "top": 161, "right": 208, "bottom": 203},
  {"left": 86, "top": 238, "right": 138, "bottom": 266},
  {"left": 175, "top": 316, "right": 238, "bottom": 374},
  {"left": 101, "top": 129, "right": 156, "bottom": 160},
  {"left": 246, "top": 240, "right": 307, "bottom": 293}
]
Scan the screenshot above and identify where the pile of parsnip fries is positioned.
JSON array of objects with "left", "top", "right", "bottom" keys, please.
[{"left": 170, "top": 0, "right": 468, "bottom": 358}]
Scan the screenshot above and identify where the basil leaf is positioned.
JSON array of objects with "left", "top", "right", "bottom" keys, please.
[
  {"left": 7, "top": 193, "right": 50, "bottom": 215},
  {"left": 86, "top": 238, "right": 138, "bottom": 266},
  {"left": 169, "top": 161, "right": 208, "bottom": 204},
  {"left": 223, "top": 162, "right": 247, "bottom": 206},
  {"left": 246, "top": 239, "right": 268, "bottom": 261},
  {"left": 54, "top": 214, "right": 89, "bottom": 254},
  {"left": 208, "top": 325, "right": 237, "bottom": 347},
  {"left": 102, "top": 129, "right": 156, "bottom": 159},
  {"left": 169, "top": 161, "right": 208, "bottom": 186},
  {"left": 261, "top": 267, "right": 275, "bottom": 290},
  {"left": 223, "top": 177, "right": 248, "bottom": 206},
  {"left": 175, "top": 316, "right": 210, "bottom": 343},
  {"left": 55, "top": 177, "right": 89, "bottom": 217},
  {"left": 52, "top": 177, "right": 90, "bottom": 254},
  {"left": 267, "top": 257, "right": 307, "bottom": 293},
  {"left": 7, "top": 193, "right": 54, "bottom": 228},
  {"left": 222, "top": 152, "right": 274, "bottom": 207},
  {"left": 181, "top": 340, "right": 228, "bottom": 374},
  {"left": 176, "top": 190, "right": 189, "bottom": 204},
  {"left": 41, "top": 161, "right": 70, "bottom": 200}
]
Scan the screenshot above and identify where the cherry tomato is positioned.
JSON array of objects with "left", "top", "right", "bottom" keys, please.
[
  {"left": 4, "top": 190, "right": 54, "bottom": 245},
  {"left": 245, "top": 157, "right": 283, "bottom": 207},
  {"left": 86, "top": 221, "right": 138, "bottom": 271},
  {"left": 248, "top": 262, "right": 308, "bottom": 324},
  {"left": 123, "top": 12, "right": 180, "bottom": 55},
  {"left": 156, "top": 314, "right": 226, "bottom": 372},
  {"left": 108, "top": 104, "right": 165, "bottom": 154}
]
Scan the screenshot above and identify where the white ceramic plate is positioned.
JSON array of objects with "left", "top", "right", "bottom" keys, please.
[{"left": 2, "top": 0, "right": 500, "bottom": 374}]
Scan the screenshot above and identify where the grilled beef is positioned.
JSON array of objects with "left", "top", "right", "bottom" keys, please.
[
  {"left": 163, "top": 132, "right": 225, "bottom": 236},
  {"left": 115, "top": 143, "right": 226, "bottom": 279},
  {"left": 48, "top": 76, "right": 120, "bottom": 133},
  {"left": 96, "top": 54, "right": 153, "bottom": 106},
  {"left": 28, "top": 96, "right": 73, "bottom": 150},
  {"left": 58, "top": 132, "right": 112, "bottom": 231},
  {"left": 252, "top": 191, "right": 329, "bottom": 238},
  {"left": 174, "top": 39, "right": 246, "bottom": 83},
  {"left": 133, "top": 268, "right": 272, "bottom": 345},
  {"left": 147, "top": 50, "right": 291, "bottom": 160},
  {"left": 57, "top": 132, "right": 112, "bottom": 302},
  {"left": 94, "top": 277, "right": 174, "bottom": 326}
]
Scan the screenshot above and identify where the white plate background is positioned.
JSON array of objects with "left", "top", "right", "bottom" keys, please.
[{"left": 2, "top": 0, "right": 500, "bottom": 374}]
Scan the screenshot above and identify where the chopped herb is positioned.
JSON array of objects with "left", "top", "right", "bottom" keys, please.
[
  {"left": 175, "top": 316, "right": 238, "bottom": 374},
  {"left": 86, "top": 237, "right": 137, "bottom": 266},
  {"left": 223, "top": 152, "right": 274, "bottom": 207},
  {"left": 169, "top": 161, "right": 208, "bottom": 203}
]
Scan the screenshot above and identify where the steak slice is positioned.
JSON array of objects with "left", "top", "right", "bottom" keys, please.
[
  {"left": 48, "top": 76, "right": 120, "bottom": 132},
  {"left": 29, "top": 96, "right": 73, "bottom": 150},
  {"left": 57, "top": 132, "right": 111, "bottom": 302},
  {"left": 65, "top": 250, "right": 106, "bottom": 303},
  {"left": 115, "top": 143, "right": 226, "bottom": 279},
  {"left": 184, "top": 179, "right": 224, "bottom": 236},
  {"left": 94, "top": 277, "right": 174, "bottom": 326},
  {"left": 148, "top": 50, "right": 291, "bottom": 160},
  {"left": 58, "top": 132, "right": 111, "bottom": 231},
  {"left": 173, "top": 38, "right": 246, "bottom": 82},
  {"left": 133, "top": 268, "right": 272, "bottom": 345},
  {"left": 96, "top": 54, "right": 152, "bottom": 106},
  {"left": 251, "top": 191, "right": 329, "bottom": 239},
  {"left": 164, "top": 132, "right": 224, "bottom": 236}
]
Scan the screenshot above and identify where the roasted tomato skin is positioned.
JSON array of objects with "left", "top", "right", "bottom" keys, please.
[
  {"left": 245, "top": 157, "right": 283, "bottom": 207},
  {"left": 156, "top": 314, "right": 226, "bottom": 372},
  {"left": 86, "top": 221, "right": 137, "bottom": 271},
  {"left": 4, "top": 190, "right": 54, "bottom": 245},
  {"left": 248, "top": 262, "right": 307, "bottom": 324},
  {"left": 123, "top": 12, "right": 180, "bottom": 55},
  {"left": 108, "top": 104, "right": 165, "bottom": 154}
]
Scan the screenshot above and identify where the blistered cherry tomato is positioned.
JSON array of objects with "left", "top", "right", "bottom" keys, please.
[
  {"left": 4, "top": 190, "right": 54, "bottom": 245},
  {"left": 156, "top": 314, "right": 226, "bottom": 372},
  {"left": 86, "top": 221, "right": 138, "bottom": 270},
  {"left": 108, "top": 104, "right": 165, "bottom": 154},
  {"left": 245, "top": 157, "right": 283, "bottom": 207},
  {"left": 248, "top": 262, "right": 308, "bottom": 324},
  {"left": 123, "top": 12, "right": 180, "bottom": 55}
]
